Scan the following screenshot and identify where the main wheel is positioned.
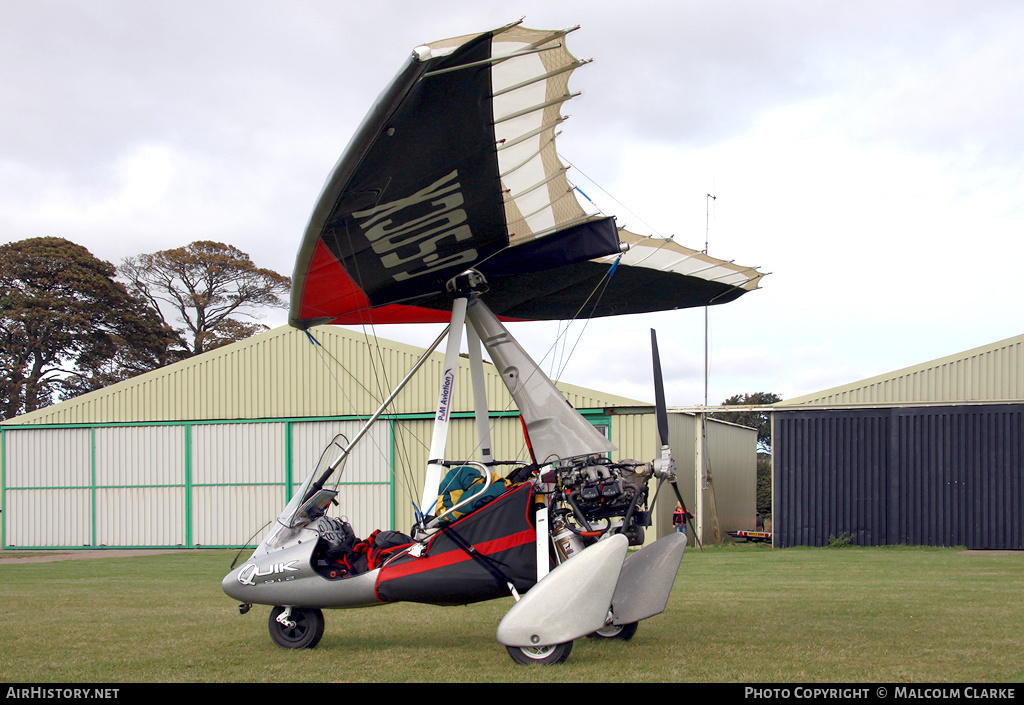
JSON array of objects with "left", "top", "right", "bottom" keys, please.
[
  {"left": 268, "top": 606, "right": 325, "bottom": 649},
  {"left": 505, "top": 641, "right": 573, "bottom": 665},
  {"left": 586, "top": 621, "right": 639, "bottom": 641}
]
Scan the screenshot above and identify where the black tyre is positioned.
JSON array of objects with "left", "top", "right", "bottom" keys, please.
[
  {"left": 268, "top": 606, "right": 325, "bottom": 649},
  {"left": 586, "top": 621, "right": 639, "bottom": 640},
  {"left": 505, "top": 641, "right": 573, "bottom": 665}
]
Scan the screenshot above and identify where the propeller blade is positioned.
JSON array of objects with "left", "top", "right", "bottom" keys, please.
[
  {"left": 651, "top": 329, "right": 669, "bottom": 448},
  {"left": 650, "top": 329, "right": 702, "bottom": 550}
]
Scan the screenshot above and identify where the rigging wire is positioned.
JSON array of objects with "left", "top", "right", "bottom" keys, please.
[
  {"left": 551, "top": 256, "right": 621, "bottom": 382},
  {"left": 303, "top": 328, "right": 426, "bottom": 514},
  {"left": 327, "top": 223, "right": 440, "bottom": 513},
  {"left": 539, "top": 152, "right": 665, "bottom": 384},
  {"left": 561, "top": 153, "right": 693, "bottom": 279},
  {"left": 562, "top": 157, "right": 664, "bottom": 238},
  {"left": 353, "top": 322, "right": 425, "bottom": 503}
]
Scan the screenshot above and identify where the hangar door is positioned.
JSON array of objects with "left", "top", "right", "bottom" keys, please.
[
  {"left": 774, "top": 405, "right": 1023, "bottom": 550},
  {"left": 1, "top": 419, "right": 390, "bottom": 549}
]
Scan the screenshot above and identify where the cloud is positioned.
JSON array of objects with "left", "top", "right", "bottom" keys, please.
[{"left": 2, "top": 0, "right": 1022, "bottom": 411}]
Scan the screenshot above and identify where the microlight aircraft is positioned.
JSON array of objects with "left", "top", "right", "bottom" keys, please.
[{"left": 222, "top": 21, "right": 764, "bottom": 665}]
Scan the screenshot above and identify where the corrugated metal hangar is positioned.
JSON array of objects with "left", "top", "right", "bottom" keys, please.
[
  {"left": 773, "top": 333, "right": 1023, "bottom": 550},
  {"left": 663, "top": 411, "right": 757, "bottom": 548},
  {"left": 0, "top": 325, "right": 756, "bottom": 550}
]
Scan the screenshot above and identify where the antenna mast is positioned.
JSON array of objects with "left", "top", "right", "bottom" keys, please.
[{"left": 704, "top": 193, "right": 716, "bottom": 407}]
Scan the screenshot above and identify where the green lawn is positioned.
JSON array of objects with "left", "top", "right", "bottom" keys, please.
[{"left": 1, "top": 544, "right": 1021, "bottom": 683}]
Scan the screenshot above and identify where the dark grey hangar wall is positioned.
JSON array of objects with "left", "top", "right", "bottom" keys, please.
[{"left": 773, "top": 404, "right": 1023, "bottom": 550}]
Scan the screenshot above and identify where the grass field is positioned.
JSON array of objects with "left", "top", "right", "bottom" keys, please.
[{"left": 1, "top": 543, "right": 1021, "bottom": 683}]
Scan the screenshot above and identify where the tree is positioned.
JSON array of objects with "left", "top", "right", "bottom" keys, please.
[
  {"left": 119, "top": 241, "right": 290, "bottom": 357},
  {"left": 755, "top": 453, "right": 772, "bottom": 520},
  {"left": 709, "top": 391, "right": 782, "bottom": 454},
  {"left": 0, "top": 237, "right": 179, "bottom": 419}
]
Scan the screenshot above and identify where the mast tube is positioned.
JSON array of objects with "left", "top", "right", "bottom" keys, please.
[
  {"left": 420, "top": 298, "right": 468, "bottom": 514},
  {"left": 466, "top": 297, "right": 616, "bottom": 464},
  {"left": 466, "top": 322, "right": 494, "bottom": 464}
]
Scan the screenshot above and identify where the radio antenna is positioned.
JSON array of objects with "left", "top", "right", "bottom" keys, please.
[{"left": 704, "top": 193, "right": 716, "bottom": 406}]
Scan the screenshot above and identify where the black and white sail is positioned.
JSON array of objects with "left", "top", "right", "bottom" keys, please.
[{"left": 289, "top": 22, "right": 764, "bottom": 329}]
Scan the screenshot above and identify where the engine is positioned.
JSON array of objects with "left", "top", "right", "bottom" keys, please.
[{"left": 548, "top": 456, "right": 654, "bottom": 556}]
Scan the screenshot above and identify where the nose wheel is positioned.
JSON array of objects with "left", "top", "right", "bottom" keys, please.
[
  {"left": 587, "top": 621, "right": 638, "bottom": 640},
  {"left": 269, "top": 606, "right": 325, "bottom": 649},
  {"left": 505, "top": 641, "right": 573, "bottom": 665}
]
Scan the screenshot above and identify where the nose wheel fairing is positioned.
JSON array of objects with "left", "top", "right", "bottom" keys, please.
[
  {"left": 496, "top": 531, "right": 686, "bottom": 649},
  {"left": 609, "top": 531, "right": 687, "bottom": 625}
]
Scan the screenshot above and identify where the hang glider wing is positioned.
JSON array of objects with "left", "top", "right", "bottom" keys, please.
[{"left": 289, "top": 22, "right": 765, "bottom": 329}]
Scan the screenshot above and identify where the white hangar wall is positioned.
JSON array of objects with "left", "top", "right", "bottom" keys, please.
[
  {"left": 1, "top": 419, "right": 389, "bottom": 548},
  {"left": 1, "top": 325, "right": 756, "bottom": 550},
  {"left": 0, "top": 326, "right": 633, "bottom": 549},
  {"left": 2, "top": 411, "right": 661, "bottom": 550}
]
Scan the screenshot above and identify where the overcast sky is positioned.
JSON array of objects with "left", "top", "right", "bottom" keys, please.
[{"left": 3, "top": 0, "right": 1022, "bottom": 408}]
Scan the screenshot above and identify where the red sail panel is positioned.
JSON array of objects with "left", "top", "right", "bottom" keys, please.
[{"left": 296, "top": 239, "right": 372, "bottom": 323}]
